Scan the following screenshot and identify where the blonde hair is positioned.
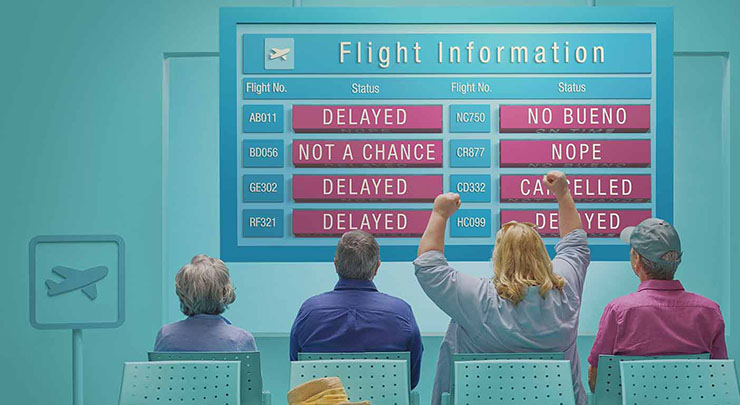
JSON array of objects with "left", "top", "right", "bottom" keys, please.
[
  {"left": 493, "top": 222, "right": 565, "bottom": 304},
  {"left": 175, "top": 254, "right": 236, "bottom": 316}
]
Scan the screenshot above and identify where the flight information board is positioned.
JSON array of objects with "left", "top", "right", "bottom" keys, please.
[{"left": 219, "top": 7, "right": 673, "bottom": 262}]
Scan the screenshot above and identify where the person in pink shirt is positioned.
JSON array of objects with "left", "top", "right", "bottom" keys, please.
[{"left": 587, "top": 218, "right": 727, "bottom": 392}]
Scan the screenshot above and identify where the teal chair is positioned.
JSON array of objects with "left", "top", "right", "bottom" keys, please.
[
  {"left": 593, "top": 353, "right": 710, "bottom": 405},
  {"left": 620, "top": 359, "right": 740, "bottom": 404},
  {"left": 298, "top": 351, "right": 417, "bottom": 402},
  {"left": 290, "top": 359, "right": 416, "bottom": 405},
  {"left": 446, "top": 352, "right": 565, "bottom": 402},
  {"left": 119, "top": 360, "right": 240, "bottom": 405},
  {"left": 443, "top": 359, "right": 576, "bottom": 405},
  {"left": 148, "top": 351, "right": 270, "bottom": 405}
]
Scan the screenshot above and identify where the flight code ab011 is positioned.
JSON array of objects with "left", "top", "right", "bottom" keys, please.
[{"left": 247, "top": 112, "right": 278, "bottom": 123}]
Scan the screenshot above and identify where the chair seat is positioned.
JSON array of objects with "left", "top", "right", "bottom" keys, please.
[
  {"left": 620, "top": 359, "right": 740, "bottom": 405},
  {"left": 119, "top": 361, "right": 240, "bottom": 405},
  {"left": 290, "top": 359, "right": 411, "bottom": 405},
  {"left": 148, "top": 351, "right": 270, "bottom": 405}
]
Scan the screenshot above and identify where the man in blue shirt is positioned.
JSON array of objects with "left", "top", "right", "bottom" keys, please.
[{"left": 290, "top": 230, "right": 424, "bottom": 389}]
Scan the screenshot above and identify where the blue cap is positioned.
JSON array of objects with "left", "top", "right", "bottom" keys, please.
[{"left": 620, "top": 218, "right": 682, "bottom": 265}]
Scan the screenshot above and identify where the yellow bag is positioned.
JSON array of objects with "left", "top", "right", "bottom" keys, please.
[{"left": 287, "top": 377, "right": 370, "bottom": 405}]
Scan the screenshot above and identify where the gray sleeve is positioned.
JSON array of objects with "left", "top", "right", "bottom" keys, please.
[
  {"left": 414, "top": 250, "right": 489, "bottom": 337},
  {"left": 551, "top": 229, "right": 590, "bottom": 296}
]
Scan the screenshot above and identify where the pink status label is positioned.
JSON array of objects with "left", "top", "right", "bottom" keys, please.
[
  {"left": 293, "top": 210, "right": 431, "bottom": 237},
  {"left": 500, "top": 175, "right": 652, "bottom": 202},
  {"left": 499, "top": 140, "right": 651, "bottom": 167},
  {"left": 293, "top": 105, "right": 443, "bottom": 133},
  {"left": 293, "top": 175, "right": 442, "bottom": 202},
  {"left": 500, "top": 209, "right": 652, "bottom": 237},
  {"left": 293, "top": 140, "right": 443, "bottom": 167},
  {"left": 499, "top": 105, "right": 651, "bottom": 133}
]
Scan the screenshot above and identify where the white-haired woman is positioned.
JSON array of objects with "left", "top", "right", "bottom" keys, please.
[
  {"left": 154, "top": 254, "right": 256, "bottom": 352},
  {"left": 414, "top": 171, "right": 590, "bottom": 405}
]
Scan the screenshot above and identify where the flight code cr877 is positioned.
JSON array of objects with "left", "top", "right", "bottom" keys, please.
[{"left": 456, "top": 146, "right": 487, "bottom": 157}]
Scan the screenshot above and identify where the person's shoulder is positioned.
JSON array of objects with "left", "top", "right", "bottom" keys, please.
[
  {"left": 294, "top": 291, "right": 339, "bottom": 316},
  {"left": 681, "top": 290, "right": 723, "bottom": 311},
  {"left": 376, "top": 292, "right": 415, "bottom": 314},
  {"left": 158, "top": 319, "right": 187, "bottom": 334},
  {"left": 604, "top": 292, "right": 643, "bottom": 312},
  {"left": 230, "top": 325, "right": 255, "bottom": 341}
]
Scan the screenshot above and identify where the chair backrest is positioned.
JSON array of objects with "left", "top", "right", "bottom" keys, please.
[
  {"left": 594, "top": 353, "right": 710, "bottom": 405},
  {"left": 119, "top": 361, "right": 240, "bottom": 405},
  {"left": 148, "top": 351, "right": 262, "bottom": 405},
  {"left": 290, "top": 359, "right": 410, "bottom": 405},
  {"left": 453, "top": 360, "right": 576, "bottom": 405},
  {"left": 450, "top": 352, "right": 565, "bottom": 398},
  {"left": 620, "top": 359, "right": 740, "bottom": 405},
  {"left": 298, "top": 352, "right": 411, "bottom": 388}
]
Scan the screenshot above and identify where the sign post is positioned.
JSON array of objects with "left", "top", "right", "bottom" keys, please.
[{"left": 29, "top": 235, "right": 126, "bottom": 405}]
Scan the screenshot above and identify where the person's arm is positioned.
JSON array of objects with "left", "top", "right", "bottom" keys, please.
[
  {"left": 543, "top": 170, "right": 583, "bottom": 237},
  {"left": 289, "top": 307, "right": 304, "bottom": 361},
  {"left": 407, "top": 309, "right": 424, "bottom": 390},
  {"left": 153, "top": 327, "right": 166, "bottom": 351},
  {"left": 546, "top": 171, "right": 590, "bottom": 294},
  {"left": 711, "top": 310, "right": 728, "bottom": 359},
  {"left": 241, "top": 331, "right": 258, "bottom": 352},
  {"left": 417, "top": 192, "right": 461, "bottom": 256},
  {"left": 588, "top": 365, "right": 598, "bottom": 393},
  {"left": 415, "top": 193, "right": 491, "bottom": 334},
  {"left": 587, "top": 304, "right": 620, "bottom": 391}
]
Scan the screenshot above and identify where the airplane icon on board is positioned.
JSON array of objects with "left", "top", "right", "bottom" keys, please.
[
  {"left": 45, "top": 265, "right": 109, "bottom": 300},
  {"left": 269, "top": 47, "right": 291, "bottom": 60}
]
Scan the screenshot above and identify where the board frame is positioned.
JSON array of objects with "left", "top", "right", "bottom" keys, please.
[{"left": 219, "top": 6, "right": 673, "bottom": 262}]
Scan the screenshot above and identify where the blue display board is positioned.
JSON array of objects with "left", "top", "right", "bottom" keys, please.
[{"left": 219, "top": 7, "right": 673, "bottom": 262}]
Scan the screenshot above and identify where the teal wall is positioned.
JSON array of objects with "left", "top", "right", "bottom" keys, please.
[{"left": 1, "top": 1, "right": 738, "bottom": 404}]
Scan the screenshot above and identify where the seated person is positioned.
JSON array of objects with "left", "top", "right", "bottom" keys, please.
[
  {"left": 414, "top": 171, "right": 590, "bottom": 405},
  {"left": 154, "top": 254, "right": 256, "bottom": 352},
  {"left": 587, "top": 218, "right": 727, "bottom": 392},
  {"left": 290, "top": 230, "right": 423, "bottom": 389}
]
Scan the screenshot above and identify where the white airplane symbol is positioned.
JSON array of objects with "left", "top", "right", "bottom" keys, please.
[
  {"left": 45, "top": 265, "right": 109, "bottom": 300},
  {"left": 270, "top": 47, "right": 291, "bottom": 60}
]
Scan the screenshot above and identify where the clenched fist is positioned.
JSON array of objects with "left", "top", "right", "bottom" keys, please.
[
  {"left": 433, "top": 192, "right": 461, "bottom": 219},
  {"left": 543, "top": 170, "right": 570, "bottom": 198}
]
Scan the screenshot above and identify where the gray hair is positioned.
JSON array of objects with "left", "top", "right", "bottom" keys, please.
[
  {"left": 335, "top": 230, "right": 380, "bottom": 281},
  {"left": 638, "top": 251, "right": 681, "bottom": 280},
  {"left": 175, "top": 254, "right": 236, "bottom": 316}
]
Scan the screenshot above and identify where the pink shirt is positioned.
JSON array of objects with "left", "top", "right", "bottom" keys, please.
[{"left": 588, "top": 279, "right": 727, "bottom": 367}]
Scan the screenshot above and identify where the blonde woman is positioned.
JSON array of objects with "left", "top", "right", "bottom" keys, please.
[
  {"left": 415, "top": 171, "right": 589, "bottom": 405},
  {"left": 154, "top": 254, "right": 256, "bottom": 352}
]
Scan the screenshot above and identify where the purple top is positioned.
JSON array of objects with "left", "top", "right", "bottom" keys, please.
[
  {"left": 154, "top": 314, "right": 257, "bottom": 352},
  {"left": 588, "top": 279, "right": 727, "bottom": 367},
  {"left": 289, "top": 278, "right": 423, "bottom": 389}
]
